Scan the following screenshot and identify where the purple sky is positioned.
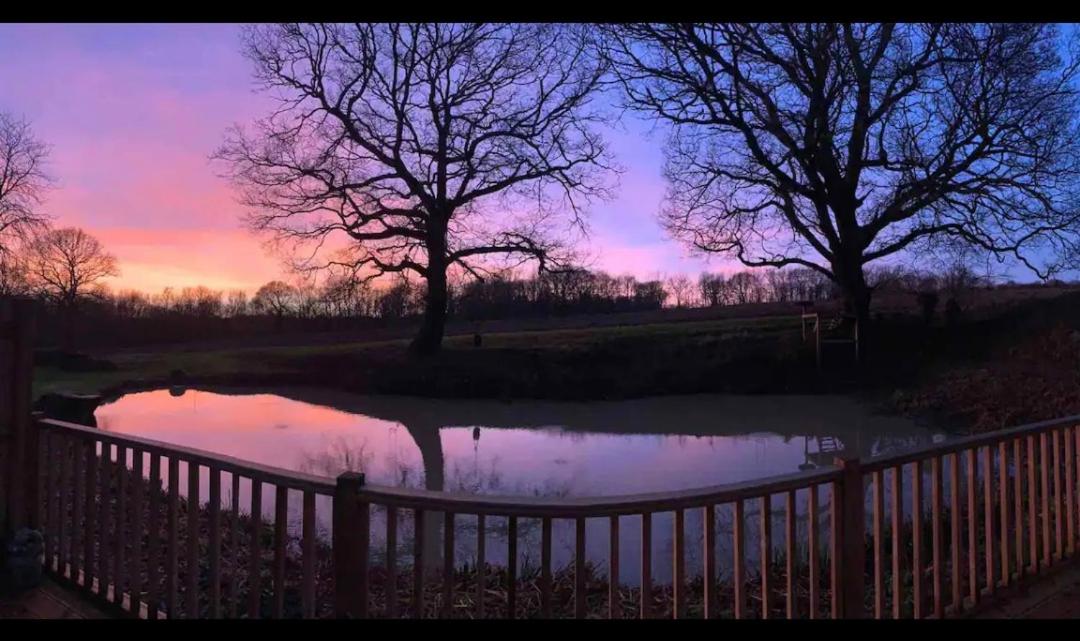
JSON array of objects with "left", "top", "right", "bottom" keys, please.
[{"left": 0, "top": 23, "right": 728, "bottom": 294}]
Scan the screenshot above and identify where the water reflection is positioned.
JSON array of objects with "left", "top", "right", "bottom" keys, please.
[{"left": 94, "top": 387, "right": 946, "bottom": 582}]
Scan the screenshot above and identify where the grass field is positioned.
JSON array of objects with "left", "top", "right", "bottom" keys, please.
[
  {"left": 34, "top": 283, "right": 1080, "bottom": 414},
  {"left": 33, "top": 313, "right": 807, "bottom": 401}
]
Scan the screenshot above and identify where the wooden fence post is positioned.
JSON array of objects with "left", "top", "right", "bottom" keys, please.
[
  {"left": 333, "top": 471, "right": 369, "bottom": 618},
  {"left": 835, "top": 456, "right": 865, "bottom": 618},
  {"left": 1, "top": 297, "right": 35, "bottom": 538},
  {"left": 12, "top": 299, "right": 36, "bottom": 533}
]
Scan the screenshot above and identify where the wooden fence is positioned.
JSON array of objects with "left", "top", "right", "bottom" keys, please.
[{"left": 20, "top": 412, "right": 1080, "bottom": 619}]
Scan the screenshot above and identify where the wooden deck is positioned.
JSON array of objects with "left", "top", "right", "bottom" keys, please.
[
  {"left": 0, "top": 577, "right": 111, "bottom": 619},
  {"left": 977, "top": 559, "right": 1080, "bottom": 619}
]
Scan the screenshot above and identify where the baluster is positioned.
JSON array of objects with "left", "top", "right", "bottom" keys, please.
[
  {"left": 541, "top": 516, "right": 552, "bottom": 618},
  {"left": 998, "top": 441, "right": 1010, "bottom": 588},
  {"left": 641, "top": 511, "right": 653, "bottom": 619},
  {"left": 186, "top": 461, "right": 199, "bottom": 617},
  {"left": 1040, "top": 433, "right": 1050, "bottom": 569},
  {"left": 1014, "top": 440, "right": 1025, "bottom": 580},
  {"left": 1066, "top": 428, "right": 1076, "bottom": 558},
  {"left": 829, "top": 483, "right": 840, "bottom": 620},
  {"left": 982, "top": 447, "right": 994, "bottom": 598},
  {"left": 949, "top": 453, "right": 961, "bottom": 612},
  {"left": 1053, "top": 430, "right": 1063, "bottom": 561},
  {"left": 785, "top": 491, "right": 795, "bottom": 619},
  {"left": 760, "top": 494, "right": 771, "bottom": 619},
  {"left": 1075, "top": 429, "right": 1080, "bottom": 552},
  {"left": 44, "top": 431, "right": 56, "bottom": 571},
  {"left": 272, "top": 486, "right": 287, "bottom": 618},
  {"left": 229, "top": 474, "right": 240, "bottom": 618},
  {"left": 891, "top": 467, "right": 903, "bottom": 619},
  {"left": 735, "top": 500, "right": 746, "bottom": 620},
  {"left": 131, "top": 449, "right": 145, "bottom": 615},
  {"left": 808, "top": 486, "right": 819, "bottom": 620},
  {"left": 208, "top": 466, "right": 221, "bottom": 618},
  {"left": 873, "top": 470, "right": 883, "bottom": 619},
  {"left": 577, "top": 516, "right": 588, "bottom": 619},
  {"left": 703, "top": 505, "right": 715, "bottom": 619},
  {"left": 42, "top": 431, "right": 53, "bottom": 569},
  {"left": 82, "top": 439, "right": 96, "bottom": 593},
  {"left": 413, "top": 509, "right": 425, "bottom": 618},
  {"left": 475, "top": 513, "right": 485, "bottom": 619},
  {"left": 912, "top": 462, "right": 924, "bottom": 619},
  {"left": 442, "top": 512, "right": 455, "bottom": 618},
  {"left": 507, "top": 516, "right": 518, "bottom": 619},
  {"left": 147, "top": 454, "right": 161, "bottom": 619},
  {"left": 1027, "top": 436, "right": 1038, "bottom": 574},
  {"left": 670, "top": 509, "right": 685, "bottom": 619},
  {"left": 167, "top": 457, "right": 180, "bottom": 618},
  {"left": 72, "top": 437, "right": 84, "bottom": 586},
  {"left": 966, "top": 449, "right": 977, "bottom": 607},
  {"left": 609, "top": 515, "right": 620, "bottom": 619},
  {"left": 55, "top": 433, "right": 68, "bottom": 574},
  {"left": 115, "top": 445, "right": 128, "bottom": 606},
  {"left": 931, "top": 456, "right": 943, "bottom": 619},
  {"left": 247, "top": 479, "right": 262, "bottom": 618},
  {"left": 385, "top": 505, "right": 397, "bottom": 619}
]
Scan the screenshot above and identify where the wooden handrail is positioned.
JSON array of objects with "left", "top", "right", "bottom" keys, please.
[
  {"left": 37, "top": 417, "right": 336, "bottom": 495},
  {"left": 861, "top": 413, "right": 1080, "bottom": 473},
  {"left": 356, "top": 467, "right": 841, "bottom": 518},
  {"left": 40, "top": 410, "right": 1080, "bottom": 518}
]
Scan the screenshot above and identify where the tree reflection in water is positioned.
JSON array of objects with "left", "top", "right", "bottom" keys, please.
[{"left": 294, "top": 432, "right": 575, "bottom": 574}]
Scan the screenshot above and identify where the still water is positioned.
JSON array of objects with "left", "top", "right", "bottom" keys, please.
[{"left": 95, "top": 387, "right": 947, "bottom": 582}]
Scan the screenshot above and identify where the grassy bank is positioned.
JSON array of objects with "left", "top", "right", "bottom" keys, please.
[
  {"left": 33, "top": 287, "right": 1080, "bottom": 423},
  {"left": 34, "top": 314, "right": 819, "bottom": 402}
]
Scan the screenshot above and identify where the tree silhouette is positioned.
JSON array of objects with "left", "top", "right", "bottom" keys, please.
[
  {"left": 216, "top": 23, "right": 615, "bottom": 354},
  {"left": 0, "top": 112, "right": 52, "bottom": 253},
  {"left": 25, "top": 227, "right": 118, "bottom": 349},
  {"left": 605, "top": 23, "right": 1080, "bottom": 344},
  {"left": 251, "top": 280, "right": 298, "bottom": 329}
]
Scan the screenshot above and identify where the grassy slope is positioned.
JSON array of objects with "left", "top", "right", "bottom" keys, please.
[
  {"left": 36, "top": 284, "right": 1080, "bottom": 416},
  {"left": 33, "top": 314, "right": 808, "bottom": 401}
]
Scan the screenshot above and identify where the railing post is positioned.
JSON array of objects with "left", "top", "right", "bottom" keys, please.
[
  {"left": 333, "top": 471, "right": 368, "bottom": 618},
  {"left": 27, "top": 411, "right": 44, "bottom": 531},
  {"left": 835, "top": 456, "right": 865, "bottom": 618},
  {"left": 1, "top": 297, "right": 35, "bottom": 537}
]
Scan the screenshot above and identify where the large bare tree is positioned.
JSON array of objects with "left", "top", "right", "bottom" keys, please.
[
  {"left": 0, "top": 111, "right": 52, "bottom": 253},
  {"left": 25, "top": 227, "right": 118, "bottom": 348},
  {"left": 216, "top": 23, "right": 614, "bottom": 354},
  {"left": 605, "top": 23, "right": 1080, "bottom": 338}
]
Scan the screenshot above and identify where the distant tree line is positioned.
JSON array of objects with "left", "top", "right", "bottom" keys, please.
[{"left": 7, "top": 230, "right": 1057, "bottom": 351}]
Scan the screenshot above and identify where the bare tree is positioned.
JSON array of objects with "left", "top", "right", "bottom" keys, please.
[
  {"left": 605, "top": 23, "right": 1080, "bottom": 342},
  {"left": 25, "top": 227, "right": 118, "bottom": 307},
  {"left": 0, "top": 112, "right": 52, "bottom": 253},
  {"left": 25, "top": 227, "right": 118, "bottom": 348},
  {"left": 251, "top": 280, "right": 299, "bottom": 328},
  {"left": 0, "top": 249, "right": 30, "bottom": 296},
  {"left": 216, "top": 23, "right": 615, "bottom": 354},
  {"left": 665, "top": 273, "right": 694, "bottom": 307},
  {"left": 224, "top": 289, "right": 249, "bottom": 317}
]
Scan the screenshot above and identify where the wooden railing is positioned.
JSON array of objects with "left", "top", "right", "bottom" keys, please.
[
  {"left": 35, "top": 416, "right": 335, "bottom": 619},
  {"left": 28, "top": 411, "right": 1080, "bottom": 619},
  {"left": 858, "top": 414, "right": 1080, "bottom": 618},
  {"left": 335, "top": 467, "right": 846, "bottom": 619}
]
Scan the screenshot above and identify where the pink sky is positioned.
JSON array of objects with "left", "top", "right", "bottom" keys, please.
[{"left": 0, "top": 24, "right": 729, "bottom": 294}]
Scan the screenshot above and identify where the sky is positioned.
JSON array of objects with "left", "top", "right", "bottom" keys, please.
[{"left": 0, "top": 23, "right": 725, "bottom": 295}]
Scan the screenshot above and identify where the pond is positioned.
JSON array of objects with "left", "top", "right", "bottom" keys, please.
[{"left": 94, "top": 387, "right": 949, "bottom": 583}]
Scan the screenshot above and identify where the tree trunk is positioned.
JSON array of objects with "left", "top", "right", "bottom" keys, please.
[
  {"left": 834, "top": 258, "right": 872, "bottom": 364},
  {"left": 62, "top": 304, "right": 76, "bottom": 352},
  {"left": 410, "top": 239, "right": 448, "bottom": 356}
]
